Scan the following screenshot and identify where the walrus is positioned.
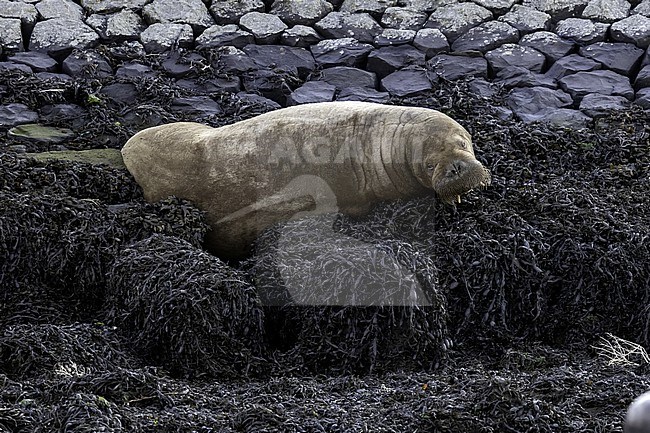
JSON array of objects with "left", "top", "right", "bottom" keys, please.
[
  {"left": 625, "top": 391, "right": 650, "bottom": 433},
  {"left": 121, "top": 101, "right": 491, "bottom": 258}
]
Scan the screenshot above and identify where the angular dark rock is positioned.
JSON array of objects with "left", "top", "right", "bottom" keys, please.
[
  {"left": 86, "top": 9, "right": 144, "bottom": 41},
  {"left": 374, "top": 29, "right": 416, "bottom": 46},
  {"left": 496, "top": 66, "right": 557, "bottom": 88},
  {"left": 235, "top": 91, "right": 282, "bottom": 110},
  {"left": 140, "top": 23, "right": 194, "bottom": 53},
  {"left": 243, "top": 44, "right": 316, "bottom": 79},
  {"left": 29, "top": 18, "right": 100, "bottom": 58},
  {"left": 506, "top": 87, "right": 573, "bottom": 122},
  {"left": 315, "top": 12, "right": 383, "bottom": 43},
  {"left": 271, "top": 0, "right": 333, "bottom": 26},
  {"left": 142, "top": 0, "right": 214, "bottom": 32},
  {"left": 336, "top": 86, "right": 390, "bottom": 102},
  {"left": 100, "top": 83, "right": 138, "bottom": 105},
  {"left": 635, "top": 64, "right": 650, "bottom": 89},
  {"left": 425, "top": 2, "right": 493, "bottom": 42},
  {"left": 610, "top": 14, "right": 650, "bottom": 48},
  {"left": 287, "top": 81, "right": 336, "bottom": 105},
  {"left": 578, "top": 42, "right": 645, "bottom": 76},
  {"left": 522, "top": 0, "right": 588, "bottom": 21},
  {"left": 554, "top": 18, "right": 609, "bottom": 44},
  {"left": 0, "top": 62, "right": 32, "bottom": 74},
  {"left": 450, "top": 21, "right": 519, "bottom": 53},
  {"left": 380, "top": 7, "right": 427, "bottom": 30},
  {"left": 380, "top": 67, "right": 434, "bottom": 97},
  {"left": 519, "top": 31, "right": 575, "bottom": 62},
  {"left": 366, "top": 45, "right": 425, "bottom": 79},
  {"left": 280, "top": 25, "right": 322, "bottom": 48},
  {"left": 426, "top": 54, "right": 489, "bottom": 80},
  {"left": 485, "top": 44, "right": 546, "bottom": 74},
  {"left": 310, "top": 38, "right": 374, "bottom": 68},
  {"left": 8, "top": 52, "right": 57, "bottom": 72},
  {"left": 412, "top": 28, "right": 449, "bottom": 59},
  {"left": 582, "top": 0, "right": 630, "bottom": 23},
  {"left": 40, "top": 104, "right": 88, "bottom": 129},
  {"left": 559, "top": 69, "right": 635, "bottom": 101},
  {"left": 161, "top": 52, "right": 207, "bottom": 78},
  {"left": 468, "top": 78, "right": 499, "bottom": 98},
  {"left": 579, "top": 93, "right": 630, "bottom": 117},
  {"left": 544, "top": 54, "right": 601, "bottom": 79},
  {"left": 0, "top": 103, "right": 39, "bottom": 127},
  {"left": 242, "top": 69, "right": 292, "bottom": 105},
  {"left": 498, "top": 5, "right": 551, "bottom": 33},
  {"left": 210, "top": 0, "right": 265, "bottom": 25},
  {"left": 533, "top": 108, "right": 592, "bottom": 128},
  {"left": 0, "top": 18, "right": 24, "bottom": 51},
  {"left": 115, "top": 62, "right": 156, "bottom": 80},
  {"left": 634, "top": 87, "right": 650, "bottom": 108},
  {"left": 170, "top": 96, "right": 223, "bottom": 118},
  {"left": 195, "top": 24, "right": 254, "bottom": 49},
  {"left": 213, "top": 47, "right": 258, "bottom": 75},
  {"left": 319, "top": 66, "right": 378, "bottom": 90},
  {"left": 61, "top": 50, "right": 113, "bottom": 78}
]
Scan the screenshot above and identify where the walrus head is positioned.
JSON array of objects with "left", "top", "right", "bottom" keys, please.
[{"left": 415, "top": 118, "right": 491, "bottom": 204}]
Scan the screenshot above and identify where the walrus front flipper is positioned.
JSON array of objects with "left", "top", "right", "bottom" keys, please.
[{"left": 212, "top": 175, "right": 341, "bottom": 258}]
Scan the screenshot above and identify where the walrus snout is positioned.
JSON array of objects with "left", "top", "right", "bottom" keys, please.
[{"left": 433, "top": 159, "right": 491, "bottom": 204}]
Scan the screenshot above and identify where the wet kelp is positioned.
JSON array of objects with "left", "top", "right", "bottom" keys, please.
[{"left": 0, "top": 75, "right": 649, "bottom": 431}]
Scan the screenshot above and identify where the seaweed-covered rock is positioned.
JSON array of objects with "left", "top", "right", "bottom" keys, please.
[
  {"left": 106, "top": 234, "right": 265, "bottom": 378},
  {"left": 244, "top": 215, "right": 448, "bottom": 373}
]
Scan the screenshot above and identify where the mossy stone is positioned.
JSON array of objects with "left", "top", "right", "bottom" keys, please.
[
  {"left": 26, "top": 149, "right": 126, "bottom": 169},
  {"left": 8, "top": 124, "right": 75, "bottom": 143}
]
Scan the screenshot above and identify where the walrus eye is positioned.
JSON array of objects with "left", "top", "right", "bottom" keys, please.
[{"left": 426, "top": 163, "right": 435, "bottom": 172}]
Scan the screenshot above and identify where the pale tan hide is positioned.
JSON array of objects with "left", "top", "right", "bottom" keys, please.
[{"left": 122, "top": 101, "right": 490, "bottom": 258}]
